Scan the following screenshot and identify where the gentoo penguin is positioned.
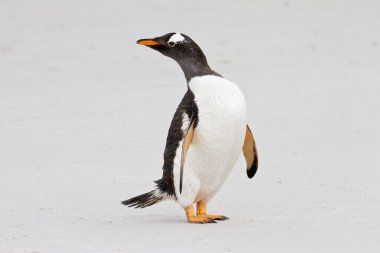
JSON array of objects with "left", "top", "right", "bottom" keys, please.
[{"left": 122, "top": 33, "right": 258, "bottom": 223}]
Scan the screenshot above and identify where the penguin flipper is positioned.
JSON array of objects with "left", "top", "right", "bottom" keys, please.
[
  {"left": 243, "top": 125, "right": 258, "bottom": 178},
  {"left": 179, "top": 115, "right": 196, "bottom": 193}
]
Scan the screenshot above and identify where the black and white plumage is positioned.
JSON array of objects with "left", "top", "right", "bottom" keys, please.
[{"left": 122, "top": 33, "right": 258, "bottom": 223}]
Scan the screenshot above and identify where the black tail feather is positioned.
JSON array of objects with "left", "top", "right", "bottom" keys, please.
[{"left": 121, "top": 190, "right": 164, "bottom": 208}]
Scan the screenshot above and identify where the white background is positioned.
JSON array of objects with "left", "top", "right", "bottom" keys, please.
[{"left": 1, "top": 0, "right": 379, "bottom": 252}]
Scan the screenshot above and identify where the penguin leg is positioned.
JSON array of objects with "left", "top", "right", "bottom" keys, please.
[
  {"left": 185, "top": 205, "right": 217, "bottom": 224},
  {"left": 196, "top": 201, "right": 229, "bottom": 221}
]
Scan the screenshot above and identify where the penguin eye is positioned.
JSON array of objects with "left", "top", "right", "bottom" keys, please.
[{"left": 167, "top": 41, "right": 175, "bottom": 47}]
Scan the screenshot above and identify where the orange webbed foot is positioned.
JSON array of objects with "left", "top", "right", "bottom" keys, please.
[{"left": 184, "top": 202, "right": 229, "bottom": 224}]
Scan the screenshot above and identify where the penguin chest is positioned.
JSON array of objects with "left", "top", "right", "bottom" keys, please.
[{"left": 187, "top": 75, "right": 247, "bottom": 200}]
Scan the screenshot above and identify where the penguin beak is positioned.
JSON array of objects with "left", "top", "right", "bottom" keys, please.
[{"left": 136, "top": 39, "right": 161, "bottom": 46}]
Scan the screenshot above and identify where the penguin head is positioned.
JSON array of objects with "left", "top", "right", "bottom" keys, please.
[{"left": 136, "top": 33, "right": 208, "bottom": 66}]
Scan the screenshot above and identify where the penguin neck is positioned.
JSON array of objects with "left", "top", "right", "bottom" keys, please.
[{"left": 176, "top": 57, "right": 221, "bottom": 82}]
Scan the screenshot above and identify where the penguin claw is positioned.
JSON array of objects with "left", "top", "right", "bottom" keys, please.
[
  {"left": 206, "top": 215, "right": 229, "bottom": 221},
  {"left": 216, "top": 216, "right": 229, "bottom": 220}
]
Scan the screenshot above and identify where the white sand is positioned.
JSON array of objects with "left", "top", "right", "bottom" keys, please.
[{"left": 1, "top": 0, "right": 380, "bottom": 252}]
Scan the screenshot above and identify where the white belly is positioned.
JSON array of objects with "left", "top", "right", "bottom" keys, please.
[{"left": 174, "top": 75, "right": 247, "bottom": 207}]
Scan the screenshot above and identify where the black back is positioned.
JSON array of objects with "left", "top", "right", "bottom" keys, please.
[{"left": 155, "top": 89, "right": 198, "bottom": 197}]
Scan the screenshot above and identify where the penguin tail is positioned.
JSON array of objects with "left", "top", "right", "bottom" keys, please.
[{"left": 121, "top": 189, "right": 172, "bottom": 208}]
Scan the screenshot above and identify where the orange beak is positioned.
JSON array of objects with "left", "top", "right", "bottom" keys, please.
[{"left": 136, "top": 39, "right": 160, "bottom": 46}]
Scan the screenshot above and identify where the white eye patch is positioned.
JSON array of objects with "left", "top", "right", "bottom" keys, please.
[{"left": 167, "top": 33, "right": 185, "bottom": 45}]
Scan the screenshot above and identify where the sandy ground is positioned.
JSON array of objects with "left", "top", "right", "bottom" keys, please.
[{"left": 1, "top": 0, "right": 380, "bottom": 252}]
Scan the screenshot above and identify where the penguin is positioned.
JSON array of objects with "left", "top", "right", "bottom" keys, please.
[{"left": 122, "top": 33, "right": 258, "bottom": 224}]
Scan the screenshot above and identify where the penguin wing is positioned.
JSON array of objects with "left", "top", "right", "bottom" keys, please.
[
  {"left": 157, "top": 89, "right": 198, "bottom": 197},
  {"left": 243, "top": 125, "right": 258, "bottom": 178},
  {"left": 179, "top": 115, "right": 196, "bottom": 193}
]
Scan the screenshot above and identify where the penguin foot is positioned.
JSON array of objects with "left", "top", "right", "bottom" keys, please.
[
  {"left": 187, "top": 215, "right": 218, "bottom": 224},
  {"left": 185, "top": 204, "right": 229, "bottom": 224},
  {"left": 185, "top": 205, "right": 216, "bottom": 224},
  {"left": 196, "top": 201, "right": 229, "bottom": 221}
]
